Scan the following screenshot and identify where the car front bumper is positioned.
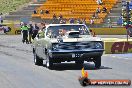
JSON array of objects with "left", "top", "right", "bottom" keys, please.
[{"left": 48, "top": 49, "right": 104, "bottom": 62}]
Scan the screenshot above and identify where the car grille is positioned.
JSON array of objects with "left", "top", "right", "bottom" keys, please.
[{"left": 58, "top": 42, "right": 92, "bottom": 50}]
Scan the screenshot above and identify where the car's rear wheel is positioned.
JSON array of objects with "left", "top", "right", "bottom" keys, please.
[
  {"left": 34, "top": 52, "right": 43, "bottom": 66},
  {"left": 94, "top": 56, "right": 101, "bottom": 69},
  {"left": 46, "top": 54, "right": 53, "bottom": 69}
]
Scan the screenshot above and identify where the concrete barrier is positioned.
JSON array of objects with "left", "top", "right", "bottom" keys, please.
[
  {"left": 103, "top": 38, "right": 132, "bottom": 54},
  {"left": 91, "top": 28, "right": 127, "bottom": 35}
]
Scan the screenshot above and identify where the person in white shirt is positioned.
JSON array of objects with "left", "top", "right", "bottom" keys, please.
[{"left": 96, "top": 0, "right": 103, "bottom": 5}]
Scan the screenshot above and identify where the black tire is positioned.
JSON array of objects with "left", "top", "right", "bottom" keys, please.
[
  {"left": 34, "top": 52, "right": 43, "bottom": 66},
  {"left": 46, "top": 54, "right": 53, "bottom": 69},
  {"left": 94, "top": 56, "right": 101, "bottom": 69}
]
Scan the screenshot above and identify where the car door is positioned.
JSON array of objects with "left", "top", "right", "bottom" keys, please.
[
  {"left": 39, "top": 38, "right": 47, "bottom": 60},
  {"left": 37, "top": 29, "right": 47, "bottom": 59},
  {"left": 35, "top": 38, "right": 43, "bottom": 58}
]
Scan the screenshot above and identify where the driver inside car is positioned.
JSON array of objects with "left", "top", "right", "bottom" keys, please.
[{"left": 58, "top": 29, "right": 66, "bottom": 37}]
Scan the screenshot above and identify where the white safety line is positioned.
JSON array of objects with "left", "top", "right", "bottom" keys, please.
[{"left": 103, "top": 54, "right": 132, "bottom": 60}]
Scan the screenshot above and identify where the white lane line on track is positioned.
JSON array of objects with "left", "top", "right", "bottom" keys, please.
[
  {"left": 124, "top": 58, "right": 129, "bottom": 60},
  {"left": 103, "top": 54, "right": 132, "bottom": 60}
]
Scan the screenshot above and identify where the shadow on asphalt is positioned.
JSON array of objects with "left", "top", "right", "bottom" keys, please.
[{"left": 43, "top": 63, "right": 112, "bottom": 71}]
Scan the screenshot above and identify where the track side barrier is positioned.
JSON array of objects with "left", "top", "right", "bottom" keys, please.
[
  {"left": 5, "top": 24, "right": 127, "bottom": 35},
  {"left": 91, "top": 28, "right": 126, "bottom": 35},
  {"left": 104, "top": 39, "right": 132, "bottom": 54}
]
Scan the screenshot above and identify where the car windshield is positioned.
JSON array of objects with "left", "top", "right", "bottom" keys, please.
[{"left": 46, "top": 25, "right": 90, "bottom": 38}]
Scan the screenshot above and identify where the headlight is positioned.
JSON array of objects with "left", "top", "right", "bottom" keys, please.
[
  {"left": 95, "top": 42, "right": 103, "bottom": 49},
  {"left": 52, "top": 44, "right": 59, "bottom": 50}
]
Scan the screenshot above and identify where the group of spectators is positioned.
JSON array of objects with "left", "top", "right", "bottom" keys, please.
[
  {"left": 90, "top": 0, "right": 108, "bottom": 25},
  {"left": 69, "top": 18, "right": 86, "bottom": 24},
  {"left": 52, "top": 13, "right": 86, "bottom": 24},
  {"left": 20, "top": 22, "right": 46, "bottom": 44},
  {"left": 34, "top": 9, "right": 49, "bottom": 14},
  {"left": 52, "top": 14, "right": 66, "bottom": 24}
]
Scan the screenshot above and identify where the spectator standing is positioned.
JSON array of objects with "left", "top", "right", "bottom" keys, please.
[
  {"left": 53, "top": 14, "right": 57, "bottom": 19},
  {"left": 96, "top": 7, "right": 101, "bottom": 13},
  {"left": 117, "top": 16, "right": 123, "bottom": 26},
  {"left": 59, "top": 14, "right": 63, "bottom": 19},
  {"left": 77, "top": 18, "right": 81, "bottom": 24},
  {"left": 69, "top": 18, "right": 75, "bottom": 24},
  {"left": 108, "top": 17, "right": 112, "bottom": 28},
  {"left": 96, "top": 0, "right": 103, "bottom": 5},
  {"left": 82, "top": 18, "right": 86, "bottom": 24},
  {"left": 52, "top": 14, "right": 59, "bottom": 24},
  {"left": 40, "top": 10, "right": 44, "bottom": 14},
  {"left": 0, "top": 15, "right": 3, "bottom": 24},
  {"left": 62, "top": 19, "right": 66, "bottom": 24},
  {"left": 60, "top": 19, "right": 66, "bottom": 24},
  {"left": 45, "top": 9, "right": 49, "bottom": 14},
  {"left": 32, "top": 23, "right": 39, "bottom": 40},
  {"left": 90, "top": 19, "right": 94, "bottom": 27},
  {"left": 21, "top": 23, "right": 29, "bottom": 44},
  {"left": 28, "top": 24, "right": 33, "bottom": 43},
  {"left": 90, "top": 19, "right": 94, "bottom": 24},
  {"left": 41, "top": 22, "right": 46, "bottom": 29},
  {"left": 34, "top": 10, "right": 37, "bottom": 14},
  {"left": 102, "top": 6, "right": 107, "bottom": 13},
  {"left": 58, "top": 14, "right": 63, "bottom": 22}
]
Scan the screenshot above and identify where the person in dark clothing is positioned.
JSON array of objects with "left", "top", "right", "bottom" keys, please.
[
  {"left": 69, "top": 18, "right": 75, "bottom": 24},
  {"left": 52, "top": 14, "right": 59, "bottom": 24},
  {"left": 45, "top": 10, "right": 49, "bottom": 14},
  {"left": 102, "top": 6, "right": 107, "bottom": 13},
  {"left": 53, "top": 14, "right": 57, "bottom": 19},
  {"left": 21, "top": 23, "right": 29, "bottom": 44},
  {"left": 59, "top": 14, "right": 63, "bottom": 19},
  {"left": 34, "top": 10, "right": 37, "bottom": 14},
  {"left": 28, "top": 24, "right": 33, "bottom": 43},
  {"left": 32, "top": 23, "right": 39, "bottom": 40}
]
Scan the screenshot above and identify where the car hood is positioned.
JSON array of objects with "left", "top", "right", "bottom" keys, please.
[{"left": 50, "top": 37, "right": 102, "bottom": 43}]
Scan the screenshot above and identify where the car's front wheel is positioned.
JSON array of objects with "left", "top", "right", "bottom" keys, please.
[
  {"left": 94, "top": 56, "right": 101, "bottom": 69},
  {"left": 34, "top": 52, "right": 43, "bottom": 66},
  {"left": 46, "top": 54, "right": 53, "bottom": 69}
]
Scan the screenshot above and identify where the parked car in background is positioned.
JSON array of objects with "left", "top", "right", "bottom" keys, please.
[{"left": 0, "top": 24, "right": 11, "bottom": 34}]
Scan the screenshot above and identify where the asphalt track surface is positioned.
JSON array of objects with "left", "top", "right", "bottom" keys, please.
[{"left": 0, "top": 35, "right": 132, "bottom": 88}]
